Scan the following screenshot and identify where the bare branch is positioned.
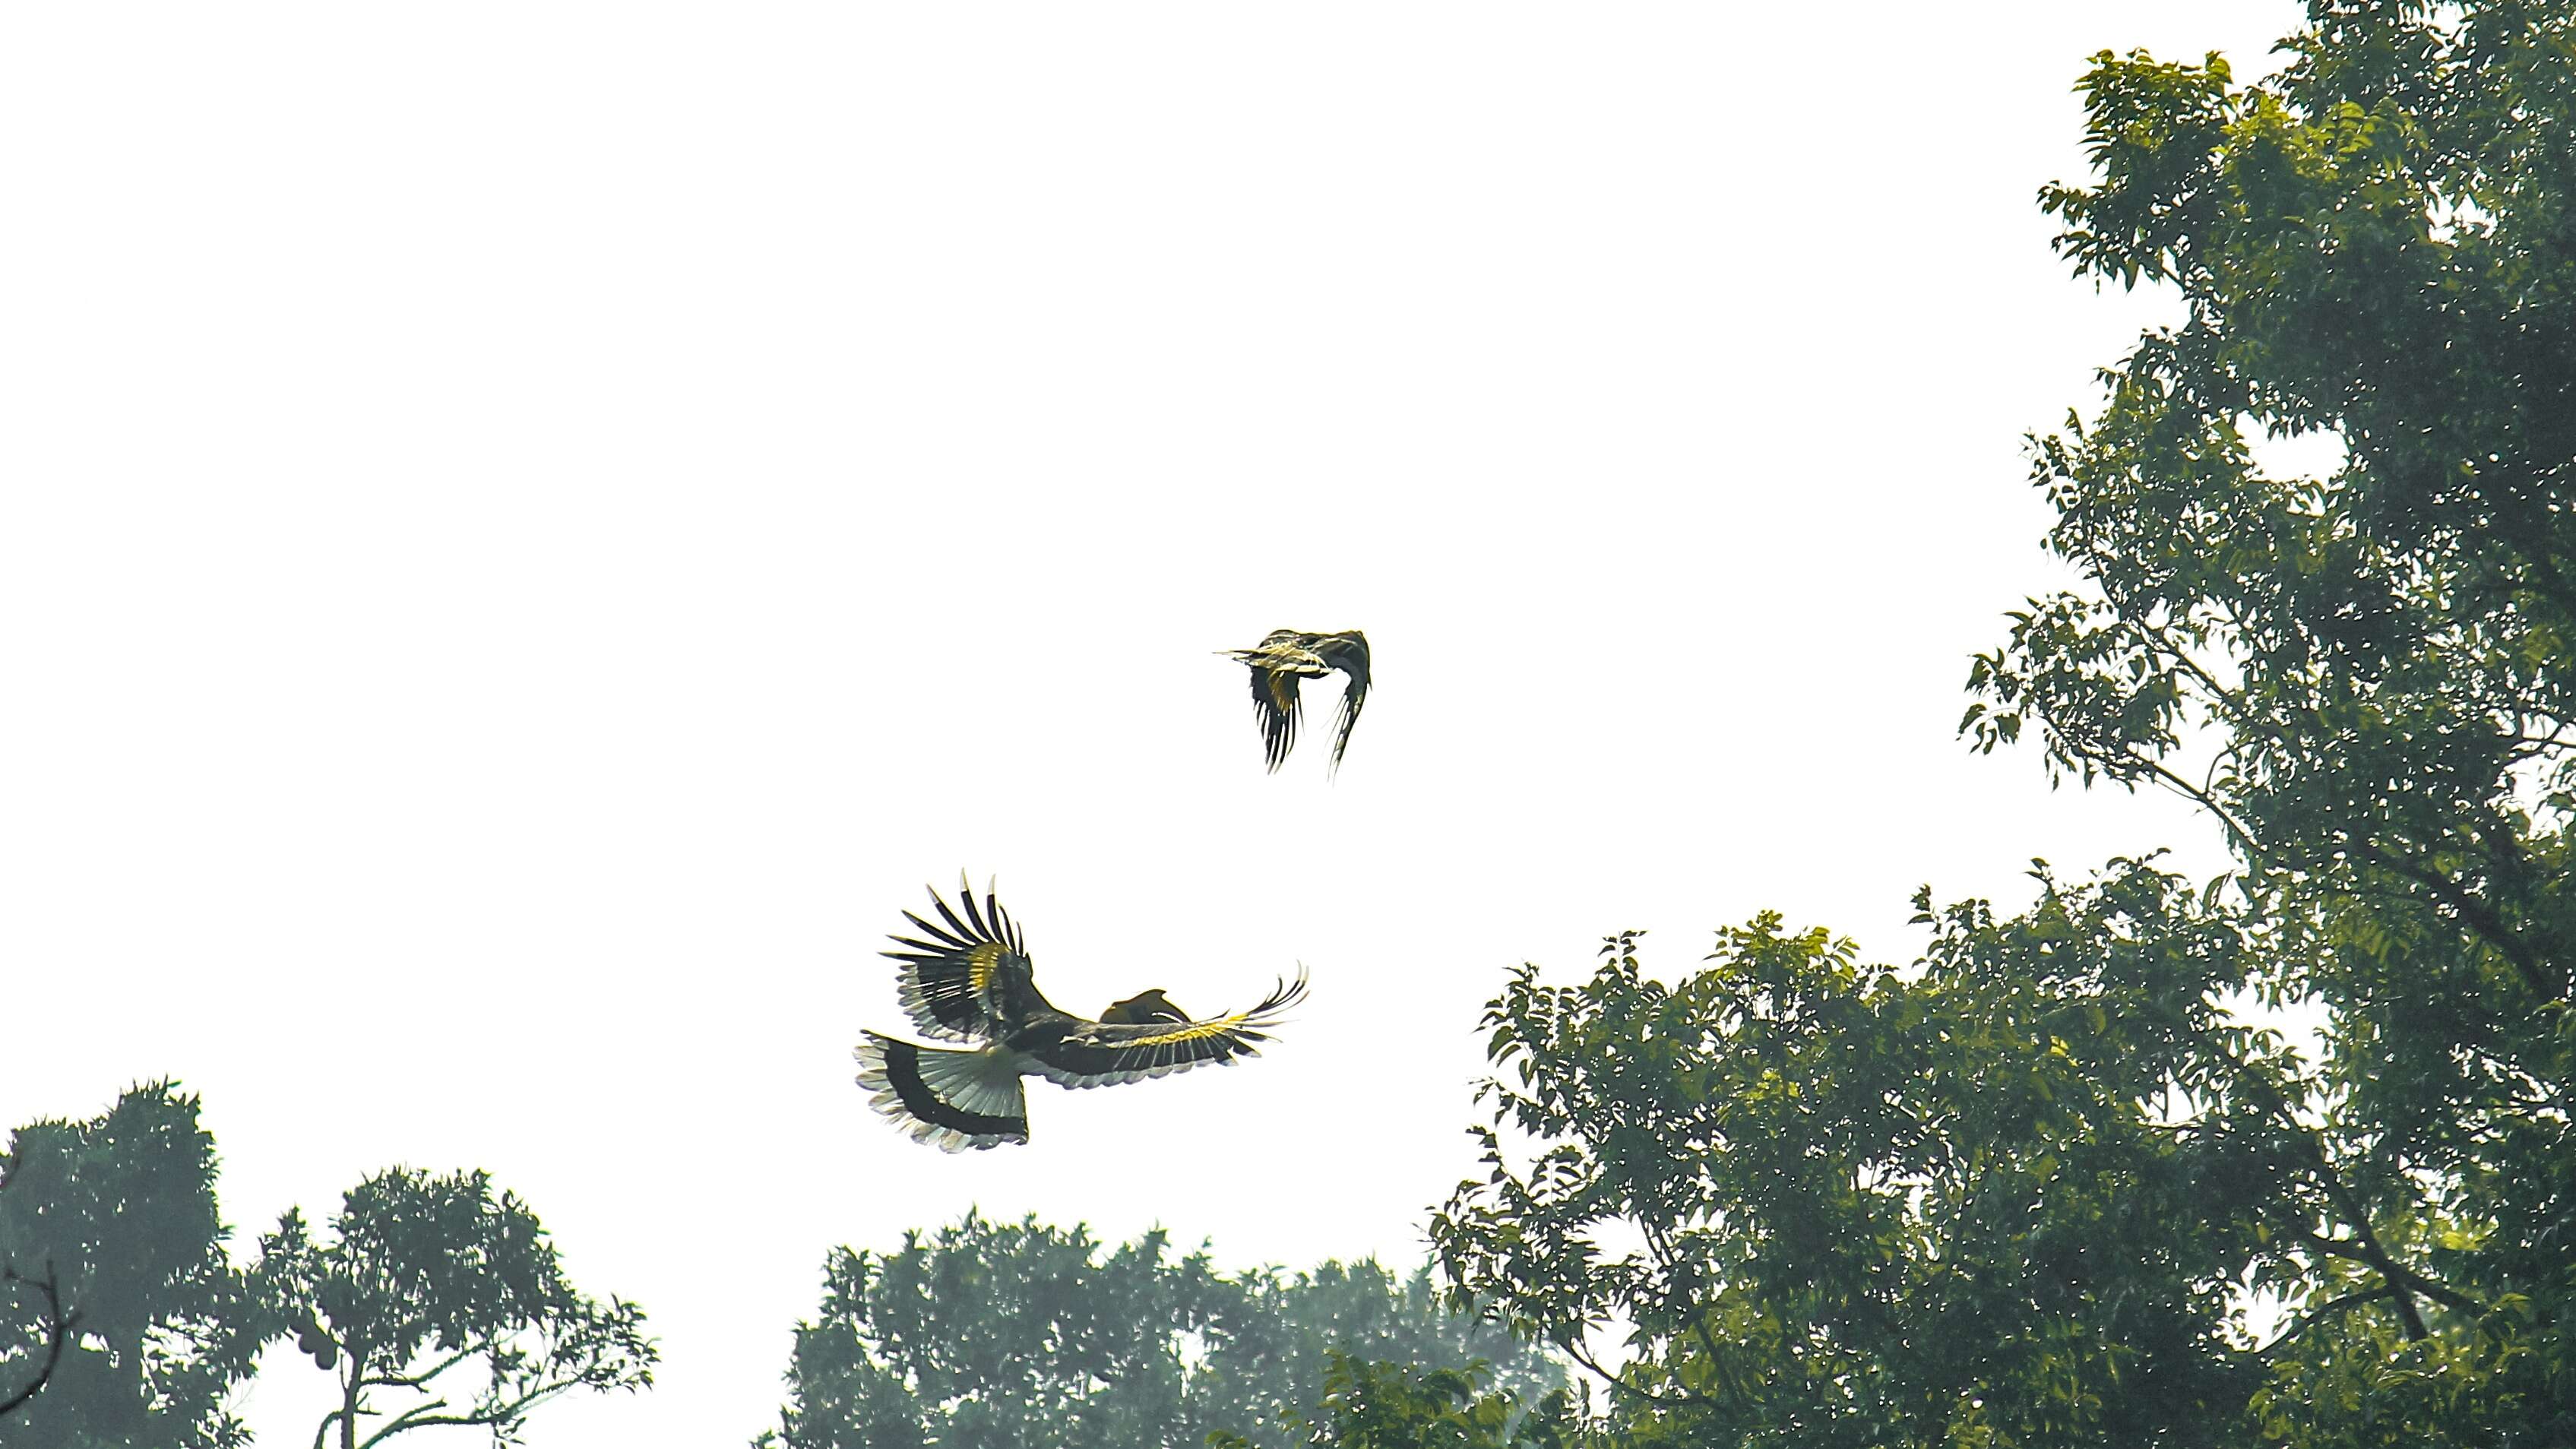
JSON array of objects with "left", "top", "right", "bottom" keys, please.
[
  {"left": 356, "top": 1338, "right": 492, "bottom": 1394},
  {"left": 0, "top": 1265, "right": 73, "bottom": 1418}
]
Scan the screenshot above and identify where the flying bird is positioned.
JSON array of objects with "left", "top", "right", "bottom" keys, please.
[
  {"left": 1222, "top": 628, "right": 1370, "bottom": 774},
  {"left": 856, "top": 877, "right": 1309, "bottom": 1151}
]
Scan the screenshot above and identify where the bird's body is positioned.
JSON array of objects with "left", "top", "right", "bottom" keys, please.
[
  {"left": 856, "top": 878, "right": 1308, "bottom": 1150},
  {"left": 1223, "top": 628, "right": 1370, "bottom": 774}
]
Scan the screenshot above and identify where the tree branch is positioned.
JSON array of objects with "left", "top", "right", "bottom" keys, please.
[
  {"left": 356, "top": 1397, "right": 460, "bottom": 1449},
  {"left": 1554, "top": 1335, "right": 1722, "bottom": 1416},
  {"left": 1636, "top": 1219, "right": 1740, "bottom": 1409},
  {"left": 357, "top": 1337, "right": 491, "bottom": 1393},
  {"left": 0, "top": 1265, "right": 72, "bottom": 1418},
  {"left": 2302, "top": 1237, "right": 2483, "bottom": 1320},
  {"left": 350, "top": 1369, "right": 595, "bottom": 1449},
  {"left": 2354, "top": 843, "right": 2556, "bottom": 1000},
  {"left": 2223, "top": 1059, "right": 2484, "bottom": 1342},
  {"left": 2252, "top": 1284, "right": 2400, "bottom": 1357}
]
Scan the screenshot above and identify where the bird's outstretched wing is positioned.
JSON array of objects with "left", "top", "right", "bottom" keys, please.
[
  {"left": 1314, "top": 632, "right": 1370, "bottom": 775},
  {"left": 1017, "top": 970, "right": 1309, "bottom": 1088},
  {"left": 1249, "top": 666, "right": 1304, "bottom": 771},
  {"left": 1227, "top": 630, "right": 1327, "bottom": 772},
  {"left": 881, "top": 877, "right": 1033, "bottom": 1043}
]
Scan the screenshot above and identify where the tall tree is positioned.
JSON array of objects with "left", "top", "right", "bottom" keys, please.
[
  {"left": 1439, "top": 5, "right": 2575, "bottom": 1444},
  {"left": 256, "top": 1167, "right": 656, "bottom": 1449},
  {"left": 758, "top": 1211, "right": 1560, "bottom": 1449},
  {"left": 1958, "top": 0, "right": 2576, "bottom": 1439},
  {"left": 1435, "top": 875, "right": 2322, "bottom": 1447},
  {"left": 0, "top": 1083, "right": 266, "bottom": 1449}
]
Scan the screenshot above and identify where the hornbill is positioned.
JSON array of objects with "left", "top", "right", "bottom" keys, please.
[
  {"left": 1221, "top": 628, "right": 1370, "bottom": 774},
  {"left": 856, "top": 878, "right": 1309, "bottom": 1151}
]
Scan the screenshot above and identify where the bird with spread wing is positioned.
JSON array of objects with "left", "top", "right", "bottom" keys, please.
[
  {"left": 856, "top": 877, "right": 1309, "bottom": 1151},
  {"left": 1222, "top": 628, "right": 1370, "bottom": 775}
]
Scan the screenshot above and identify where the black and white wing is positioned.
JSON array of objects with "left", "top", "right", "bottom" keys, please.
[
  {"left": 880, "top": 877, "right": 1035, "bottom": 1043},
  {"left": 1314, "top": 632, "right": 1370, "bottom": 775},
  {"left": 1250, "top": 666, "right": 1305, "bottom": 770},
  {"left": 1228, "top": 630, "right": 1326, "bottom": 772},
  {"left": 1015, "top": 971, "right": 1309, "bottom": 1088}
]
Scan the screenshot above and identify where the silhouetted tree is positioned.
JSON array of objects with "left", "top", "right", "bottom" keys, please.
[
  {"left": 0, "top": 1083, "right": 266, "bottom": 1449},
  {"left": 256, "top": 1167, "right": 656, "bottom": 1449},
  {"left": 757, "top": 1211, "right": 1560, "bottom": 1449}
]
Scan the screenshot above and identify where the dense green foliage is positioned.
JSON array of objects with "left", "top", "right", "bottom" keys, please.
[
  {"left": 0, "top": 1087, "right": 650, "bottom": 1448},
  {"left": 259, "top": 1168, "right": 657, "bottom": 1449},
  {"left": 1970, "top": 0, "right": 2576, "bottom": 1440},
  {"left": 0, "top": 1084, "right": 263, "bottom": 1449},
  {"left": 1431, "top": 2, "right": 2575, "bottom": 1445},
  {"left": 1435, "top": 878, "right": 2318, "bottom": 1445},
  {"left": 1211, "top": 1354, "right": 1571, "bottom": 1449},
  {"left": 755, "top": 1211, "right": 1562, "bottom": 1449}
]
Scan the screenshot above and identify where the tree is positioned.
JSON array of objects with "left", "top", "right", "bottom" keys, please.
[
  {"left": 0, "top": 1083, "right": 266, "bottom": 1449},
  {"left": 1210, "top": 1353, "right": 1572, "bottom": 1449},
  {"left": 1441, "top": 4, "right": 2574, "bottom": 1444},
  {"left": 256, "top": 1167, "right": 656, "bottom": 1449},
  {"left": 1435, "top": 869, "right": 2355, "bottom": 1447},
  {"left": 757, "top": 1210, "right": 1562, "bottom": 1449},
  {"left": 1957, "top": 0, "right": 2575, "bottom": 1439},
  {"left": 1209, "top": 1255, "right": 1565, "bottom": 1440}
]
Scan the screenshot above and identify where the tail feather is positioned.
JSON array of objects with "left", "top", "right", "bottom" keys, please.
[{"left": 855, "top": 1033, "right": 1030, "bottom": 1151}]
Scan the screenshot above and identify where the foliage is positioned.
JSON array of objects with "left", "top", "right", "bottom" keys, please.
[
  {"left": 255, "top": 1167, "right": 655, "bottom": 1449},
  {"left": 1210, "top": 1353, "right": 1574, "bottom": 1449},
  {"left": 755, "top": 1210, "right": 1562, "bottom": 1449},
  {"left": 1438, "top": 3, "right": 2576, "bottom": 1439},
  {"left": 1424, "top": 1, "right": 2576, "bottom": 1442},
  {"left": 1434, "top": 865, "right": 2394, "bottom": 1446},
  {"left": 1954, "top": 0, "right": 2576, "bottom": 1440},
  {"left": 0, "top": 1083, "right": 265, "bottom": 1449}
]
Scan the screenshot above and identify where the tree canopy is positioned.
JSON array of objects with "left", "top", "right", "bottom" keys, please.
[
  {"left": 1967, "top": 0, "right": 2574, "bottom": 1439},
  {"left": 756, "top": 1210, "right": 1562, "bottom": 1449},
  {"left": 0, "top": 1083, "right": 263, "bottom": 1449},
  {"left": 1437, "top": 2, "right": 2576, "bottom": 1444},
  {"left": 1435, "top": 872, "right": 2318, "bottom": 1446},
  {"left": 0, "top": 1087, "right": 652, "bottom": 1449},
  {"left": 1210, "top": 1353, "right": 1569, "bottom": 1449},
  {"left": 258, "top": 1167, "right": 657, "bottom": 1449}
]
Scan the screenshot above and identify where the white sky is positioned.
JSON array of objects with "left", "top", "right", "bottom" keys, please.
[{"left": 3, "top": 4, "right": 2309, "bottom": 1443}]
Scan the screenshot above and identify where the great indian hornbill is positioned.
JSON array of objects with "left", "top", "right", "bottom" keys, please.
[
  {"left": 1221, "top": 628, "right": 1370, "bottom": 775},
  {"left": 855, "top": 878, "right": 1309, "bottom": 1151}
]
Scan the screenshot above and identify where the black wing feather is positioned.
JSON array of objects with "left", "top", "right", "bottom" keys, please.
[
  {"left": 1018, "top": 970, "right": 1309, "bottom": 1088},
  {"left": 1252, "top": 668, "right": 1302, "bottom": 771},
  {"left": 1328, "top": 673, "right": 1366, "bottom": 775},
  {"left": 881, "top": 876, "right": 1035, "bottom": 1044}
]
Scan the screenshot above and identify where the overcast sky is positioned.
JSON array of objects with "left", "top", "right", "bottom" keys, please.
[{"left": 3, "top": 4, "right": 2312, "bottom": 1443}]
